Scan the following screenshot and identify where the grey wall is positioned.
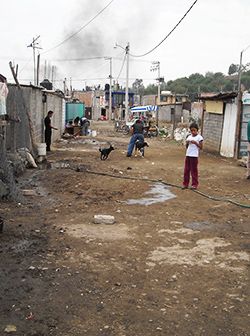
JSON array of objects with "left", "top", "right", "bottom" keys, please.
[
  {"left": 202, "top": 111, "right": 224, "bottom": 154},
  {"left": 159, "top": 105, "right": 182, "bottom": 122},
  {"left": 6, "top": 85, "right": 63, "bottom": 151}
]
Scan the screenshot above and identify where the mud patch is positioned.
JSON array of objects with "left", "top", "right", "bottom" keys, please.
[
  {"left": 11, "top": 239, "right": 33, "bottom": 254},
  {"left": 148, "top": 237, "right": 249, "bottom": 272},
  {"left": 66, "top": 223, "right": 129, "bottom": 240},
  {"left": 126, "top": 183, "right": 176, "bottom": 206},
  {"left": 185, "top": 221, "right": 231, "bottom": 232}
]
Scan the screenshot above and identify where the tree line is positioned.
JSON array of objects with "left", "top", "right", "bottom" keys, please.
[{"left": 132, "top": 63, "right": 250, "bottom": 99}]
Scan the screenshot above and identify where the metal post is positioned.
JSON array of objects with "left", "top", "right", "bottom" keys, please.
[{"left": 125, "top": 42, "right": 130, "bottom": 121}]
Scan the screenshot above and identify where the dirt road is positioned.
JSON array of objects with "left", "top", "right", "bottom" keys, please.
[{"left": 0, "top": 121, "right": 249, "bottom": 336}]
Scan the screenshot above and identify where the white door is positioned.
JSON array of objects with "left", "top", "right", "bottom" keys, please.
[{"left": 220, "top": 103, "right": 237, "bottom": 157}]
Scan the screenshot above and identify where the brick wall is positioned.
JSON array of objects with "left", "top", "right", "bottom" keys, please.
[{"left": 202, "top": 111, "right": 224, "bottom": 154}]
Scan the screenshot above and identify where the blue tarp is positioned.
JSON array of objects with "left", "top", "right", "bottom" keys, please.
[{"left": 130, "top": 105, "right": 158, "bottom": 113}]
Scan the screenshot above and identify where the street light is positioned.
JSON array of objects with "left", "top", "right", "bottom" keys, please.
[{"left": 114, "top": 42, "right": 130, "bottom": 121}]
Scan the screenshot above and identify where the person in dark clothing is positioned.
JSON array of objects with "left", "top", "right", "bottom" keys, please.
[
  {"left": 74, "top": 116, "right": 80, "bottom": 125},
  {"left": 44, "top": 110, "right": 58, "bottom": 151},
  {"left": 126, "top": 119, "right": 144, "bottom": 157}
]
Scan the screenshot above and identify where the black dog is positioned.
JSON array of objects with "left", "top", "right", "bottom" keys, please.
[
  {"left": 135, "top": 140, "right": 149, "bottom": 157},
  {"left": 99, "top": 145, "right": 114, "bottom": 160}
]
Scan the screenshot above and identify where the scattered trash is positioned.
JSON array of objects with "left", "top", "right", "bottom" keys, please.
[
  {"left": 22, "top": 189, "right": 37, "bottom": 196},
  {"left": 115, "top": 282, "right": 121, "bottom": 286},
  {"left": 93, "top": 215, "right": 115, "bottom": 225},
  {"left": 28, "top": 266, "right": 36, "bottom": 270},
  {"left": 26, "top": 152, "right": 38, "bottom": 168},
  {"left": 4, "top": 325, "right": 17, "bottom": 333},
  {"left": 25, "top": 312, "right": 34, "bottom": 320}
]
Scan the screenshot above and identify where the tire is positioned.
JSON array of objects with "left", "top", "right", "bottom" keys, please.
[{"left": 122, "top": 125, "right": 130, "bottom": 135}]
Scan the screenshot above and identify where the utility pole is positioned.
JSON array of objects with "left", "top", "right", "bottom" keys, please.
[
  {"left": 125, "top": 43, "right": 130, "bottom": 121},
  {"left": 36, "top": 54, "right": 40, "bottom": 86},
  {"left": 27, "top": 36, "right": 42, "bottom": 85},
  {"left": 105, "top": 57, "right": 113, "bottom": 120},
  {"left": 114, "top": 42, "right": 130, "bottom": 120},
  {"left": 235, "top": 44, "right": 250, "bottom": 159},
  {"left": 151, "top": 61, "right": 162, "bottom": 126}
]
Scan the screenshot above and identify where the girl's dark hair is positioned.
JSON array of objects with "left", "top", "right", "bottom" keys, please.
[{"left": 189, "top": 122, "right": 199, "bottom": 130}]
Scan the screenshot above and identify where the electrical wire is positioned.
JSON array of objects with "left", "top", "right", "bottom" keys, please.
[
  {"left": 130, "top": 0, "right": 199, "bottom": 58},
  {"left": 115, "top": 51, "right": 127, "bottom": 81},
  {"left": 42, "top": 0, "right": 115, "bottom": 55}
]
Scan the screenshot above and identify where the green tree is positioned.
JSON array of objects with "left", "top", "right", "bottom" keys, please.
[
  {"left": 228, "top": 63, "right": 239, "bottom": 75},
  {"left": 132, "top": 78, "right": 144, "bottom": 95}
]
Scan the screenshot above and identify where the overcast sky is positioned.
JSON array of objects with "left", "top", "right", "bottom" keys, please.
[{"left": 0, "top": 0, "right": 249, "bottom": 91}]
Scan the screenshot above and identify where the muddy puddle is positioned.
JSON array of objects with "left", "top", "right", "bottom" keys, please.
[{"left": 126, "top": 182, "right": 176, "bottom": 206}]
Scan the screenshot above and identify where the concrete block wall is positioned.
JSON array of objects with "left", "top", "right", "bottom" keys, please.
[
  {"left": 202, "top": 111, "right": 224, "bottom": 154},
  {"left": 159, "top": 105, "right": 183, "bottom": 122},
  {"left": 6, "top": 85, "right": 63, "bottom": 151}
]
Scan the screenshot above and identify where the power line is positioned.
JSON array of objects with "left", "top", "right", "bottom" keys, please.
[
  {"left": 42, "top": 0, "right": 115, "bottom": 55},
  {"left": 115, "top": 51, "right": 126, "bottom": 81},
  {"left": 130, "top": 0, "right": 199, "bottom": 58}
]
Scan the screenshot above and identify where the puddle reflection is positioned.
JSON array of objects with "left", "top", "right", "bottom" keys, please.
[{"left": 126, "top": 183, "right": 176, "bottom": 206}]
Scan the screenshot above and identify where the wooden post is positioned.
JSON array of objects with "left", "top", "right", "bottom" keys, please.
[
  {"left": 9, "top": 61, "right": 37, "bottom": 154},
  {"left": 0, "top": 121, "right": 7, "bottom": 159},
  {"left": 234, "top": 91, "right": 242, "bottom": 159}
]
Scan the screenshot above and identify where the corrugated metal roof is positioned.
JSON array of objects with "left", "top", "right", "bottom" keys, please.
[{"left": 199, "top": 92, "right": 237, "bottom": 100}]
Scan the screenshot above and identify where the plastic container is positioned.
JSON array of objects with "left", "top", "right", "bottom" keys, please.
[{"left": 37, "top": 143, "right": 46, "bottom": 156}]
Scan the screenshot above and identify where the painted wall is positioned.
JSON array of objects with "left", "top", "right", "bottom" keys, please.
[
  {"left": 220, "top": 103, "right": 237, "bottom": 157},
  {"left": 205, "top": 100, "right": 223, "bottom": 114}
]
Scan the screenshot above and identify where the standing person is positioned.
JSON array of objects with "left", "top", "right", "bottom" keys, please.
[
  {"left": 44, "top": 110, "right": 58, "bottom": 152},
  {"left": 126, "top": 119, "right": 144, "bottom": 157},
  {"left": 80, "top": 116, "right": 90, "bottom": 136},
  {"left": 182, "top": 122, "right": 203, "bottom": 189},
  {"left": 247, "top": 119, "right": 250, "bottom": 179}
]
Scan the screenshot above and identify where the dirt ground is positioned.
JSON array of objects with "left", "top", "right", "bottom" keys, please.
[{"left": 0, "top": 121, "right": 249, "bottom": 336}]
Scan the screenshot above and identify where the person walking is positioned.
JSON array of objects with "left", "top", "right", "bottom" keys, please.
[
  {"left": 182, "top": 122, "right": 203, "bottom": 189},
  {"left": 44, "top": 110, "right": 58, "bottom": 152},
  {"left": 126, "top": 119, "right": 144, "bottom": 157}
]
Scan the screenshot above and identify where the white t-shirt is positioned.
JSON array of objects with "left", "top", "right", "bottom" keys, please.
[{"left": 186, "top": 134, "right": 203, "bottom": 157}]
